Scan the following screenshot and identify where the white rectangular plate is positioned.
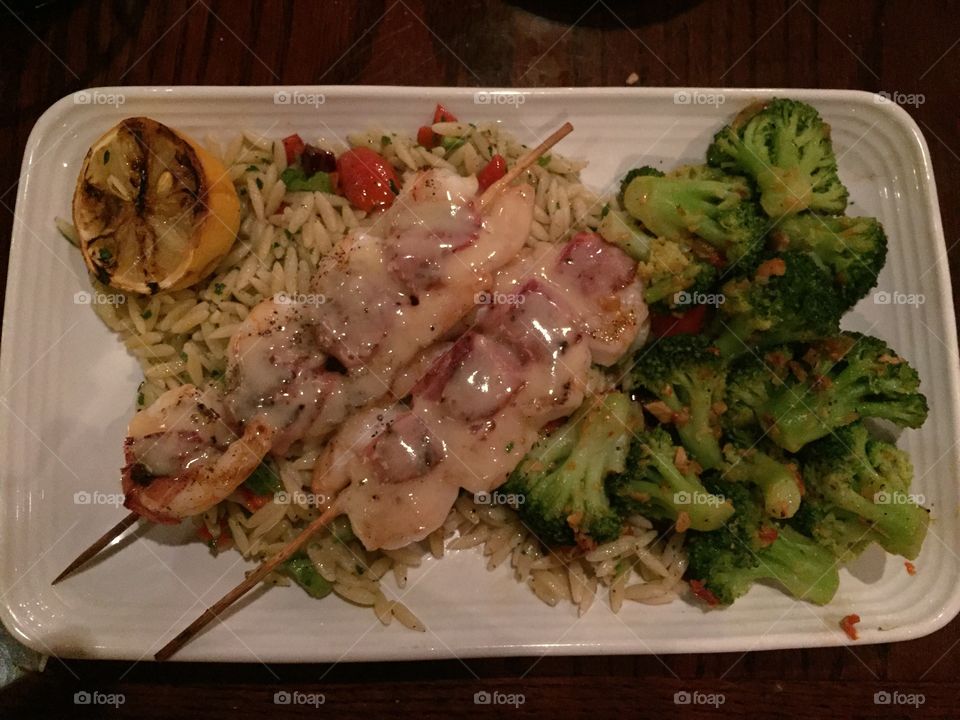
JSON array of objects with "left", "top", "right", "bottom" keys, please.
[{"left": 2, "top": 86, "right": 958, "bottom": 662}]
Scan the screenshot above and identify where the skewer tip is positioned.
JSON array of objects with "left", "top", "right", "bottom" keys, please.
[{"left": 51, "top": 511, "right": 140, "bottom": 585}]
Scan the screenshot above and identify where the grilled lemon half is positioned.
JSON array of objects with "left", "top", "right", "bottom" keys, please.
[{"left": 72, "top": 116, "right": 240, "bottom": 294}]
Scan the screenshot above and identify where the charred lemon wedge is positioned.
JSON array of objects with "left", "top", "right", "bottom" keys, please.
[{"left": 72, "top": 117, "right": 240, "bottom": 294}]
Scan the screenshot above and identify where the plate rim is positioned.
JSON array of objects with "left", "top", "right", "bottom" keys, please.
[{"left": 3, "top": 85, "right": 959, "bottom": 661}]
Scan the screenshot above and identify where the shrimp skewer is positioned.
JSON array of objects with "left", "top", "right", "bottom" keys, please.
[
  {"left": 55, "top": 142, "right": 542, "bottom": 584},
  {"left": 314, "top": 231, "right": 645, "bottom": 550},
  {"left": 158, "top": 227, "right": 643, "bottom": 658},
  {"left": 153, "top": 124, "right": 581, "bottom": 659}
]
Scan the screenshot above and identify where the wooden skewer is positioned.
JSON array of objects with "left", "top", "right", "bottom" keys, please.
[
  {"left": 51, "top": 511, "right": 140, "bottom": 585},
  {"left": 155, "top": 121, "right": 579, "bottom": 660},
  {"left": 154, "top": 506, "right": 339, "bottom": 661},
  {"left": 476, "top": 121, "right": 574, "bottom": 212},
  {"left": 117, "top": 121, "right": 579, "bottom": 659}
]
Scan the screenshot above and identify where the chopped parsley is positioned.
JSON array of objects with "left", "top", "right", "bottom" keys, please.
[
  {"left": 600, "top": 204, "right": 610, "bottom": 218},
  {"left": 141, "top": 309, "right": 152, "bottom": 319},
  {"left": 505, "top": 441, "right": 515, "bottom": 453},
  {"left": 441, "top": 136, "right": 466, "bottom": 153},
  {"left": 381, "top": 135, "right": 392, "bottom": 145},
  {"left": 243, "top": 459, "right": 283, "bottom": 496},
  {"left": 102, "top": 150, "right": 110, "bottom": 164},
  {"left": 213, "top": 282, "right": 225, "bottom": 295},
  {"left": 537, "top": 155, "right": 551, "bottom": 167},
  {"left": 280, "top": 167, "right": 332, "bottom": 192},
  {"left": 98, "top": 248, "right": 112, "bottom": 263},
  {"left": 255, "top": 177, "right": 263, "bottom": 190}
]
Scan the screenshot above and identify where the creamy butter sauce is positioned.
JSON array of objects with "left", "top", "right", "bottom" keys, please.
[
  {"left": 493, "top": 232, "right": 647, "bottom": 366},
  {"left": 121, "top": 169, "right": 535, "bottom": 523},
  {"left": 127, "top": 386, "right": 236, "bottom": 478},
  {"left": 225, "top": 299, "right": 335, "bottom": 454},
  {"left": 316, "top": 235, "right": 645, "bottom": 551},
  {"left": 121, "top": 384, "right": 274, "bottom": 524}
]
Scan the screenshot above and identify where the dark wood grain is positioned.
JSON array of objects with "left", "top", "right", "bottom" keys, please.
[{"left": 1, "top": 1, "right": 958, "bottom": 717}]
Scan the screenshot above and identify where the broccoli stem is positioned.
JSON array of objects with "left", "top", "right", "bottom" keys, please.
[
  {"left": 761, "top": 364, "right": 867, "bottom": 452},
  {"left": 634, "top": 442, "right": 733, "bottom": 530},
  {"left": 722, "top": 447, "right": 802, "bottom": 519},
  {"left": 670, "top": 389, "right": 724, "bottom": 470},
  {"left": 821, "top": 482, "right": 929, "bottom": 560},
  {"left": 753, "top": 526, "right": 839, "bottom": 605}
]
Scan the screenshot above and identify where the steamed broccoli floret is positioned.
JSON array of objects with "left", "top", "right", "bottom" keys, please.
[
  {"left": 727, "top": 333, "right": 929, "bottom": 453},
  {"left": 618, "top": 165, "right": 664, "bottom": 205},
  {"left": 722, "top": 348, "right": 790, "bottom": 438},
  {"left": 625, "top": 334, "right": 726, "bottom": 469},
  {"left": 797, "top": 422, "right": 929, "bottom": 560},
  {"left": 686, "top": 479, "right": 840, "bottom": 606},
  {"left": 622, "top": 164, "right": 768, "bottom": 267},
  {"left": 770, "top": 213, "right": 888, "bottom": 308},
  {"left": 711, "top": 252, "right": 843, "bottom": 357},
  {"left": 607, "top": 427, "right": 734, "bottom": 531},
  {"left": 597, "top": 208, "right": 653, "bottom": 261},
  {"left": 637, "top": 236, "right": 719, "bottom": 311},
  {"left": 722, "top": 443, "right": 803, "bottom": 519},
  {"left": 707, "top": 98, "right": 849, "bottom": 218},
  {"left": 503, "top": 393, "right": 635, "bottom": 546}
]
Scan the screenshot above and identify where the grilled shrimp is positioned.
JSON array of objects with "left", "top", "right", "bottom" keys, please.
[
  {"left": 314, "top": 233, "right": 646, "bottom": 551},
  {"left": 122, "top": 384, "right": 274, "bottom": 523},
  {"left": 118, "top": 168, "right": 534, "bottom": 524}
]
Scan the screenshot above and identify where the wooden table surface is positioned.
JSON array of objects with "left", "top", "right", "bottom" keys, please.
[{"left": 1, "top": 0, "right": 958, "bottom": 717}]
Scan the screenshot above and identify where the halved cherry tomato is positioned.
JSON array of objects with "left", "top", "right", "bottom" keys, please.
[
  {"left": 336, "top": 148, "right": 402, "bottom": 212},
  {"left": 282, "top": 133, "right": 305, "bottom": 165},
  {"left": 417, "top": 125, "right": 437, "bottom": 149},
  {"left": 649, "top": 304, "right": 708, "bottom": 338},
  {"left": 433, "top": 103, "right": 457, "bottom": 123},
  {"left": 476, "top": 154, "right": 507, "bottom": 192}
]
